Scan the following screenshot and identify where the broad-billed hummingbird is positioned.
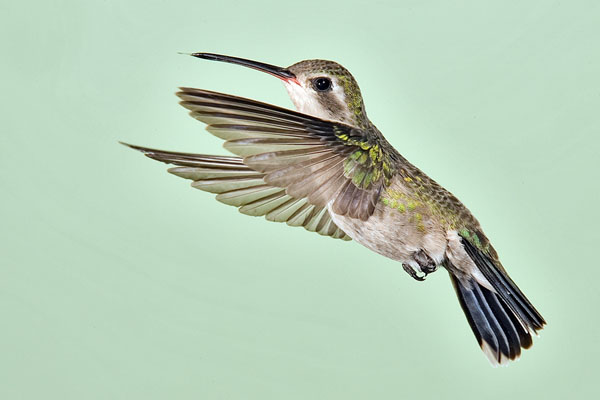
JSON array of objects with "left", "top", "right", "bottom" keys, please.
[{"left": 123, "top": 53, "right": 545, "bottom": 365}]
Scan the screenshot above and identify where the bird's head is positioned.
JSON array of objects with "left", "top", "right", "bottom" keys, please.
[{"left": 191, "top": 53, "right": 368, "bottom": 127}]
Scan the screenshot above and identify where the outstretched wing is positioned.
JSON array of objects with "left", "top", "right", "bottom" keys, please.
[
  {"left": 177, "top": 87, "right": 397, "bottom": 221},
  {"left": 123, "top": 143, "right": 350, "bottom": 240}
]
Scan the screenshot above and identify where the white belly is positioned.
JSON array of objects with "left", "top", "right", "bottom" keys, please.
[{"left": 327, "top": 201, "right": 448, "bottom": 268}]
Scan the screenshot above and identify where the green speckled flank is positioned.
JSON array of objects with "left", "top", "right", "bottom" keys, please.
[
  {"left": 386, "top": 170, "right": 467, "bottom": 230},
  {"left": 383, "top": 197, "right": 407, "bottom": 213},
  {"left": 461, "top": 228, "right": 481, "bottom": 248},
  {"left": 383, "top": 183, "right": 463, "bottom": 230},
  {"left": 459, "top": 228, "right": 489, "bottom": 253},
  {"left": 414, "top": 213, "right": 425, "bottom": 232},
  {"left": 382, "top": 191, "right": 427, "bottom": 231},
  {"left": 382, "top": 191, "right": 408, "bottom": 209}
]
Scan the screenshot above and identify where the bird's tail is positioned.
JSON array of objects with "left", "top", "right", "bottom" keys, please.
[{"left": 449, "top": 238, "right": 546, "bottom": 365}]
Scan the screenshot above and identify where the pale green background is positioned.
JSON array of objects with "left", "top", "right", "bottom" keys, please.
[{"left": 2, "top": 0, "right": 599, "bottom": 398}]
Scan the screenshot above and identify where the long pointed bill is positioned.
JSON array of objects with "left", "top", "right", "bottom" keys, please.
[{"left": 190, "top": 52, "right": 299, "bottom": 84}]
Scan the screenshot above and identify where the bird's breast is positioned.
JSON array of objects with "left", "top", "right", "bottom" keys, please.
[{"left": 328, "top": 180, "right": 448, "bottom": 266}]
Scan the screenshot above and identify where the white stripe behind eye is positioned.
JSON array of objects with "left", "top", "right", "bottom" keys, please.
[{"left": 283, "top": 78, "right": 351, "bottom": 124}]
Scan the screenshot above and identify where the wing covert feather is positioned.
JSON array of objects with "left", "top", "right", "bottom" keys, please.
[{"left": 177, "top": 87, "right": 397, "bottom": 220}]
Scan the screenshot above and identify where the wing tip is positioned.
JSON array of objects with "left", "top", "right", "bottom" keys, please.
[
  {"left": 119, "top": 140, "right": 136, "bottom": 149},
  {"left": 119, "top": 141, "right": 153, "bottom": 155}
]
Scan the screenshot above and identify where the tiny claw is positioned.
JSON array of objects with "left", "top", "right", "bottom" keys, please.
[
  {"left": 403, "top": 263, "right": 427, "bottom": 282},
  {"left": 420, "top": 264, "right": 438, "bottom": 274}
]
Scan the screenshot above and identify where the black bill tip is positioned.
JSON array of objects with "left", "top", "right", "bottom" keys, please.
[
  {"left": 190, "top": 52, "right": 222, "bottom": 61},
  {"left": 188, "top": 52, "right": 296, "bottom": 80}
]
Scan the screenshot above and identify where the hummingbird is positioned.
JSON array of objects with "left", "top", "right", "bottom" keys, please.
[{"left": 123, "top": 53, "right": 545, "bottom": 365}]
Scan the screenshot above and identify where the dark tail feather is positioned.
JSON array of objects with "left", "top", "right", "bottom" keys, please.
[
  {"left": 460, "top": 236, "right": 546, "bottom": 334},
  {"left": 451, "top": 274, "right": 534, "bottom": 365},
  {"left": 449, "top": 237, "right": 545, "bottom": 365}
]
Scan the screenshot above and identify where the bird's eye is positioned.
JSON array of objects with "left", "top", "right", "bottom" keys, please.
[{"left": 313, "top": 77, "right": 332, "bottom": 91}]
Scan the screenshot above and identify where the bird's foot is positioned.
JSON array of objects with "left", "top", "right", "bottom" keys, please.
[
  {"left": 403, "top": 250, "right": 438, "bottom": 282},
  {"left": 414, "top": 249, "right": 436, "bottom": 270},
  {"left": 402, "top": 263, "right": 427, "bottom": 281},
  {"left": 420, "top": 264, "right": 437, "bottom": 274}
]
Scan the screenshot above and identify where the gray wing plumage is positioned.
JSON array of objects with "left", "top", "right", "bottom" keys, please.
[
  {"left": 123, "top": 144, "right": 351, "bottom": 240},
  {"left": 176, "top": 87, "right": 395, "bottom": 221},
  {"left": 124, "top": 87, "right": 398, "bottom": 240}
]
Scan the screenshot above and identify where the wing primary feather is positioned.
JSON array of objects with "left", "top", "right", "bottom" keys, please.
[{"left": 175, "top": 88, "right": 397, "bottom": 221}]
